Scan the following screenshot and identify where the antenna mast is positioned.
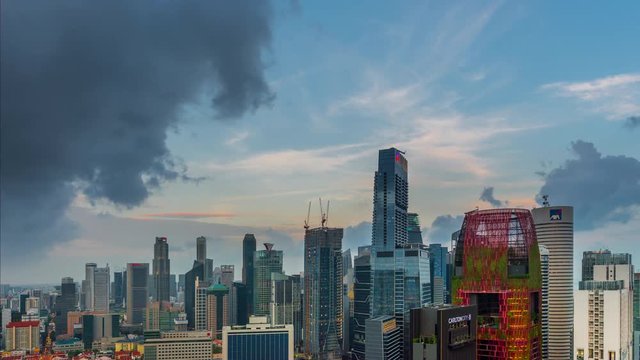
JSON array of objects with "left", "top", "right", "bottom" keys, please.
[{"left": 542, "top": 195, "right": 550, "bottom": 207}]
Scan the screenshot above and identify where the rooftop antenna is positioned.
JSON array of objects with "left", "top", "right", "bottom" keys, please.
[
  {"left": 542, "top": 195, "right": 550, "bottom": 207},
  {"left": 304, "top": 201, "right": 311, "bottom": 230}
]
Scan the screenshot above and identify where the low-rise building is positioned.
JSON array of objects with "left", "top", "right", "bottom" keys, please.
[
  {"left": 222, "top": 316, "right": 293, "bottom": 360},
  {"left": 410, "top": 304, "right": 477, "bottom": 360},
  {"left": 143, "top": 331, "right": 212, "bottom": 360}
]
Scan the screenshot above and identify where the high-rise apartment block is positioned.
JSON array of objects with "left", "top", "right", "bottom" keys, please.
[
  {"left": 153, "top": 237, "right": 170, "bottom": 303},
  {"left": 126, "top": 263, "right": 149, "bottom": 325},
  {"left": 253, "top": 243, "right": 283, "bottom": 317},
  {"left": 5, "top": 321, "right": 40, "bottom": 351},
  {"left": 303, "top": 226, "right": 343, "bottom": 360},
  {"left": 575, "top": 251, "right": 633, "bottom": 360},
  {"left": 452, "top": 208, "right": 542, "bottom": 359},
  {"left": 533, "top": 205, "right": 574, "bottom": 360},
  {"left": 143, "top": 331, "right": 213, "bottom": 360}
]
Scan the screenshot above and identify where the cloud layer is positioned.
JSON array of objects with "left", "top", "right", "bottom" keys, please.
[
  {"left": 479, "top": 186, "right": 505, "bottom": 207},
  {"left": 537, "top": 140, "right": 640, "bottom": 230},
  {"left": 0, "top": 1, "right": 274, "bottom": 263}
]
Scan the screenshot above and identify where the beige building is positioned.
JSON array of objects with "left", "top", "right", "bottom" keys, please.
[
  {"left": 143, "top": 331, "right": 213, "bottom": 360},
  {"left": 5, "top": 321, "right": 40, "bottom": 351}
]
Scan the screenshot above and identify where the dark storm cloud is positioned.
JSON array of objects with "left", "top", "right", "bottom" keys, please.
[
  {"left": 425, "top": 215, "right": 464, "bottom": 244},
  {"left": 537, "top": 140, "right": 640, "bottom": 230},
  {"left": 624, "top": 116, "right": 640, "bottom": 129},
  {"left": 0, "top": 1, "right": 275, "bottom": 260},
  {"left": 479, "top": 186, "right": 505, "bottom": 207}
]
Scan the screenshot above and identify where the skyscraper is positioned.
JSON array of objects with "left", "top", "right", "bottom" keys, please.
[
  {"left": 407, "top": 213, "right": 423, "bottom": 244},
  {"left": 351, "top": 246, "right": 371, "bottom": 360},
  {"left": 196, "top": 236, "right": 207, "bottom": 264},
  {"left": 153, "top": 237, "right": 170, "bottom": 303},
  {"left": 207, "top": 283, "right": 230, "bottom": 339},
  {"left": 84, "top": 263, "right": 97, "bottom": 311},
  {"left": 452, "top": 208, "right": 542, "bottom": 360},
  {"left": 242, "top": 234, "right": 257, "bottom": 317},
  {"left": 126, "top": 263, "right": 149, "bottom": 325},
  {"left": 372, "top": 148, "right": 408, "bottom": 251},
  {"left": 364, "top": 315, "right": 402, "bottom": 360},
  {"left": 575, "top": 253, "right": 633, "bottom": 360},
  {"left": 539, "top": 244, "right": 549, "bottom": 360},
  {"left": 113, "top": 271, "right": 124, "bottom": 307},
  {"left": 532, "top": 205, "right": 574, "bottom": 360},
  {"left": 54, "top": 277, "right": 77, "bottom": 336},
  {"left": 303, "top": 226, "right": 343, "bottom": 360},
  {"left": 428, "top": 243, "right": 448, "bottom": 305},
  {"left": 186, "top": 262, "right": 204, "bottom": 329},
  {"left": 93, "top": 265, "right": 110, "bottom": 313},
  {"left": 581, "top": 250, "right": 632, "bottom": 281},
  {"left": 253, "top": 243, "right": 283, "bottom": 317}
]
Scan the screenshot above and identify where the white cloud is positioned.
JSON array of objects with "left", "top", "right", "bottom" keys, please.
[
  {"left": 225, "top": 130, "right": 250, "bottom": 146},
  {"left": 542, "top": 73, "right": 640, "bottom": 119}
]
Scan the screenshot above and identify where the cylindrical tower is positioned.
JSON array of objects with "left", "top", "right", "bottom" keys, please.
[
  {"left": 532, "top": 206, "right": 574, "bottom": 360},
  {"left": 452, "top": 208, "right": 542, "bottom": 360}
]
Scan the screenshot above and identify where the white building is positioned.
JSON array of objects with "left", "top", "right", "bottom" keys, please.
[
  {"left": 532, "top": 205, "right": 574, "bottom": 360},
  {"left": 143, "top": 331, "right": 212, "bottom": 360},
  {"left": 574, "top": 263, "right": 633, "bottom": 360},
  {"left": 540, "top": 244, "right": 549, "bottom": 360}
]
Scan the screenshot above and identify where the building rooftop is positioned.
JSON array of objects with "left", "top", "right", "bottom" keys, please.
[{"left": 7, "top": 321, "right": 40, "bottom": 328}]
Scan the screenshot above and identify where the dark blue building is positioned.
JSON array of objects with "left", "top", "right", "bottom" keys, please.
[
  {"left": 223, "top": 322, "right": 293, "bottom": 360},
  {"left": 428, "top": 243, "right": 448, "bottom": 304}
]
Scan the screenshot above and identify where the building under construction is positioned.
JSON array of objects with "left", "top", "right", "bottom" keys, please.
[{"left": 452, "top": 208, "right": 542, "bottom": 360}]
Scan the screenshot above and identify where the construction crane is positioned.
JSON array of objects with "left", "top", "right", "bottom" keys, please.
[
  {"left": 319, "top": 198, "right": 329, "bottom": 228},
  {"left": 304, "top": 201, "right": 311, "bottom": 230}
]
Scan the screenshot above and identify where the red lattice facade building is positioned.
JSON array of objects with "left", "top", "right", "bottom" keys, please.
[{"left": 452, "top": 209, "right": 542, "bottom": 360}]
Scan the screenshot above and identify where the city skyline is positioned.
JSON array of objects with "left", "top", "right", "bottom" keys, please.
[{"left": 1, "top": 1, "right": 639, "bottom": 288}]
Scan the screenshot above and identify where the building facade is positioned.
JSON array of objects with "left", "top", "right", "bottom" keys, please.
[
  {"left": 82, "top": 313, "right": 120, "bottom": 350},
  {"left": 186, "top": 261, "right": 204, "bottom": 329},
  {"left": 303, "top": 226, "right": 343, "bottom": 360},
  {"left": 407, "top": 213, "right": 423, "bottom": 244},
  {"left": 409, "top": 304, "right": 477, "bottom": 360},
  {"left": 207, "top": 283, "right": 230, "bottom": 339},
  {"left": 222, "top": 316, "right": 294, "bottom": 360},
  {"left": 126, "top": 263, "right": 149, "bottom": 325},
  {"left": 364, "top": 315, "right": 402, "bottom": 360},
  {"left": 351, "top": 246, "right": 371, "bottom": 360},
  {"left": 84, "top": 263, "right": 97, "bottom": 311},
  {"left": 254, "top": 243, "right": 283, "bottom": 317},
  {"left": 54, "top": 277, "right": 77, "bottom": 336},
  {"left": 153, "top": 237, "right": 171, "bottom": 303},
  {"left": 5, "top": 321, "right": 40, "bottom": 351},
  {"left": 532, "top": 205, "right": 574, "bottom": 360},
  {"left": 93, "top": 265, "right": 110, "bottom": 313},
  {"left": 113, "top": 271, "right": 124, "bottom": 307},
  {"left": 539, "top": 244, "right": 550, "bottom": 360},
  {"left": 242, "top": 234, "right": 257, "bottom": 319},
  {"left": 428, "top": 243, "right": 448, "bottom": 305},
  {"left": 452, "top": 208, "right": 542, "bottom": 360},
  {"left": 144, "top": 331, "right": 212, "bottom": 360},
  {"left": 270, "top": 273, "right": 302, "bottom": 348},
  {"left": 575, "top": 257, "right": 634, "bottom": 360}
]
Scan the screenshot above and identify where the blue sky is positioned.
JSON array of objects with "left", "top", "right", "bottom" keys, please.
[{"left": 2, "top": 0, "right": 639, "bottom": 284}]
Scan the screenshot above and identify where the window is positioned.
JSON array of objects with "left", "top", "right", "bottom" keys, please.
[{"left": 609, "top": 351, "right": 616, "bottom": 360}]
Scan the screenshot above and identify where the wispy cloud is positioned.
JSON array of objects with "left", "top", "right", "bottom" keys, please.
[
  {"left": 138, "top": 212, "right": 236, "bottom": 219},
  {"left": 542, "top": 73, "right": 640, "bottom": 119},
  {"left": 201, "top": 143, "right": 371, "bottom": 175},
  {"left": 225, "top": 131, "right": 250, "bottom": 146}
]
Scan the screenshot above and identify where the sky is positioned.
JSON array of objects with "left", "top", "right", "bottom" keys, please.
[{"left": 1, "top": 0, "right": 639, "bottom": 285}]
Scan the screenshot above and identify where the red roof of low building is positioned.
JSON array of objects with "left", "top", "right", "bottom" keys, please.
[{"left": 6, "top": 321, "right": 40, "bottom": 328}]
